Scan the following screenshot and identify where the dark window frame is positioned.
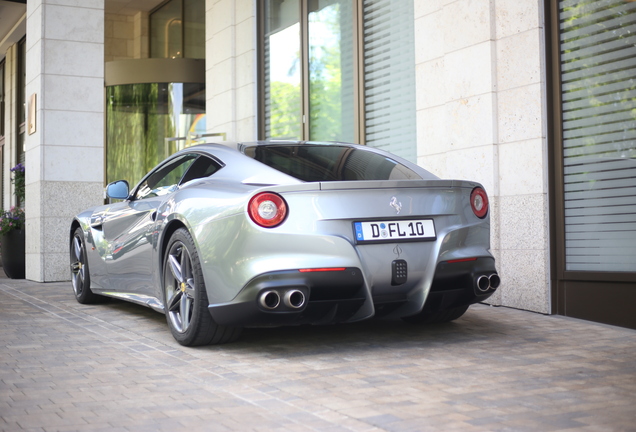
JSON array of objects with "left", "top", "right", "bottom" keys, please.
[
  {"left": 547, "top": 0, "right": 636, "bottom": 285},
  {"left": 257, "top": 0, "right": 364, "bottom": 143},
  {"left": 546, "top": 0, "right": 636, "bottom": 329}
]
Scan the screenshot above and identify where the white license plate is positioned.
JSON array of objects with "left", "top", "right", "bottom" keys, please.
[{"left": 354, "top": 219, "right": 435, "bottom": 243}]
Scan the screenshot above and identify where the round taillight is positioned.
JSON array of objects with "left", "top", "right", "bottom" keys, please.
[
  {"left": 248, "top": 192, "right": 288, "bottom": 228},
  {"left": 470, "top": 187, "right": 489, "bottom": 219}
]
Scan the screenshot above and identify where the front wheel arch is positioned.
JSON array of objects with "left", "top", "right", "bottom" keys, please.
[{"left": 70, "top": 225, "right": 100, "bottom": 304}]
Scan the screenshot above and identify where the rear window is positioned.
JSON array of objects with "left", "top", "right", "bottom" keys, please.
[{"left": 243, "top": 145, "right": 422, "bottom": 182}]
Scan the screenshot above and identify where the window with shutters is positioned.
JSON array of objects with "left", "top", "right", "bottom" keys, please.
[
  {"left": 362, "top": 0, "right": 416, "bottom": 162},
  {"left": 259, "top": 0, "right": 416, "bottom": 162},
  {"left": 558, "top": 0, "right": 636, "bottom": 272}
]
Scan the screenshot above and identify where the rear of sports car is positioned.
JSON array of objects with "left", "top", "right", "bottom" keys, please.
[{"left": 203, "top": 142, "right": 498, "bottom": 327}]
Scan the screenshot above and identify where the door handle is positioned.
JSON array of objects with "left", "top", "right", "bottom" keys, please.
[{"left": 90, "top": 216, "right": 104, "bottom": 229}]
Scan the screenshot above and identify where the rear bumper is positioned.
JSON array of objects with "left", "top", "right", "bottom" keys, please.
[
  {"left": 422, "top": 257, "right": 498, "bottom": 313},
  {"left": 208, "top": 257, "right": 499, "bottom": 327},
  {"left": 207, "top": 267, "right": 368, "bottom": 327},
  {"left": 371, "top": 256, "right": 499, "bottom": 318}
]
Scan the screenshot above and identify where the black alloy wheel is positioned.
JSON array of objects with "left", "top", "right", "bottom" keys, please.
[
  {"left": 70, "top": 227, "right": 99, "bottom": 304},
  {"left": 163, "top": 228, "right": 241, "bottom": 346}
]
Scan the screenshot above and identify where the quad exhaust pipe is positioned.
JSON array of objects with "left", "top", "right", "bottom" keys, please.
[
  {"left": 259, "top": 290, "right": 281, "bottom": 309},
  {"left": 259, "top": 289, "right": 306, "bottom": 310},
  {"left": 476, "top": 274, "right": 500, "bottom": 292},
  {"left": 284, "top": 289, "right": 306, "bottom": 309}
]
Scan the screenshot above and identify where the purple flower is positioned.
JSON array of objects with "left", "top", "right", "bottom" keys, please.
[{"left": 10, "top": 163, "right": 25, "bottom": 173}]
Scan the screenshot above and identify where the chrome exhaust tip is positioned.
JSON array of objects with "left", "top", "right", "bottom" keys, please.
[
  {"left": 283, "top": 289, "right": 306, "bottom": 309},
  {"left": 476, "top": 275, "right": 490, "bottom": 292},
  {"left": 259, "top": 290, "right": 280, "bottom": 310},
  {"left": 489, "top": 274, "right": 501, "bottom": 289}
]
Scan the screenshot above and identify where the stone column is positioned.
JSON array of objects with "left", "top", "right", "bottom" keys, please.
[
  {"left": 414, "top": 0, "right": 550, "bottom": 314},
  {"left": 205, "top": 0, "right": 257, "bottom": 141},
  {"left": 25, "top": 0, "right": 105, "bottom": 282}
]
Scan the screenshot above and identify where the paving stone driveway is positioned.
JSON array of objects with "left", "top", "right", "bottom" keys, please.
[{"left": 1, "top": 276, "right": 635, "bottom": 432}]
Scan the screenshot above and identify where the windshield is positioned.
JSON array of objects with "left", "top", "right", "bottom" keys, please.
[{"left": 243, "top": 145, "right": 422, "bottom": 182}]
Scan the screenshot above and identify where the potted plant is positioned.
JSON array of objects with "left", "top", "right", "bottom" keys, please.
[{"left": 0, "top": 163, "right": 26, "bottom": 278}]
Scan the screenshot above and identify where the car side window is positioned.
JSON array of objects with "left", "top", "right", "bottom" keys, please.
[
  {"left": 134, "top": 155, "right": 197, "bottom": 200},
  {"left": 180, "top": 155, "right": 223, "bottom": 185}
]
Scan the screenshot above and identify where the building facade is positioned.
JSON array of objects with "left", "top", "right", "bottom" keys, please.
[{"left": 0, "top": 0, "right": 634, "bottom": 329}]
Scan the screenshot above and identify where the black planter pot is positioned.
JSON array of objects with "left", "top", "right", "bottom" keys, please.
[{"left": 1, "top": 228, "right": 25, "bottom": 279}]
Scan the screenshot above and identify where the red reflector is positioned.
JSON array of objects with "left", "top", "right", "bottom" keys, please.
[
  {"left": 299, "top": 268, "right": 346, "bottom": 273},
  {"left": 446, "top": 258, "right": 478, "bottom": 264}
]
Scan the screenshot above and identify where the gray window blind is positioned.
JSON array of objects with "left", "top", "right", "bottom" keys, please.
[
  {"left": 363, "top": 0, "right": 416, "bottom": 162},
  {"left": 560, "top": 0, "right": 636, "bottom": 272}
]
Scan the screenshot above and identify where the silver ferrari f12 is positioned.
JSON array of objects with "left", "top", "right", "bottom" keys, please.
[{"left": 70, "top": 141, "right": 499, "bottom": 346}]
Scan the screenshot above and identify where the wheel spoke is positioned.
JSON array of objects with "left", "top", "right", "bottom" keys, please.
[
  {"left": 168, "top": 252, "right": 183, "bottom": 283},
  {"left": 71, "top": 272, "right": 80, "bottom": 294},
  {"left": 71, "top": 235, "right": 85, "bottom": 296},
  {"left": 180, "top": 293, "right": 192, "bottom": 330},
  {"left": 180, "top": 250, "right": 191, "bottom": 281},
  {"left": 73, "top": 236, "right": 82, "bottom": 261},
  {"left": 167, "top": 290, "right": 183, "bottom": 312}
]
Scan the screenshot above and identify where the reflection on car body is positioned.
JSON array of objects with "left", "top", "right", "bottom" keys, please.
[{"left": 70, "top": 141, "right": 499, "bottom": 346}]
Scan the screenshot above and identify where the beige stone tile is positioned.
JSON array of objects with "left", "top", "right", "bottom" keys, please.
[
  {"left": 442, "top": 0, "right": 492, "bottom": 53},
  {"left": 497, "top": 83, "right": 544, "bottom": 143},
  {"left": 445, "top": 93, "right": 496, "bottom": 150},
  {"left": 497, "top": 28, "right": 543, "bottom": 92},
  {"left": 44, "top": 3, "right": 104, "bottom": 43},
  {"left": 444, "top": 42, "right": 494, "bottom": 101},
  {"left": 42, "top": 111, "right": 104, "bottom": 148},
  {"left": 43, "top": 145, "right": 104, "bottom": 182},
  {"left": 416, "top": 58, "right": 445, "bottom": 111},
  {"left": 416, "top": 105, "right": 446, "bottom": 157},
  {"left": 236, "top": 16, "right": 255, "bottom": 56},
  {"left": 498, "top": 138, "right": 546, "bottom": 196},
  {"left": 42, "top": 75, "right": 103, "bottom": 112},
  {"left": 415, "top": 12, "right": 444, "bottom": 64},
  {"left": 415, "top": 0, "right": 443, "bottom": 19},
  {"left": 495, "top": 0, "right": 542, "bottom": 39}
]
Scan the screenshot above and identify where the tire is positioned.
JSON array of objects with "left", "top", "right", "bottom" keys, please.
[
  {"left": 163, "top": 228, "right": 242, "bottom": 346},
  {"left": 402, "top": 305, "right": 469, "bottom": 324},
  {"left": 70, "top": 227, "right": 100, "bottom": 304}
]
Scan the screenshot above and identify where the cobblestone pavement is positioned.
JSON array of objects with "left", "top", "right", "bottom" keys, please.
[{"left": 1, "top": 275, "right": 635, "bottom": 432}]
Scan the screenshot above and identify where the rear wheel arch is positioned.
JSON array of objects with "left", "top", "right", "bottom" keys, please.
[
  {"left": 162, "top": 226, "right": 241, "bottom": 345},
  {"left": 159, "top": 219, "right": 187, "bottom": 277}
]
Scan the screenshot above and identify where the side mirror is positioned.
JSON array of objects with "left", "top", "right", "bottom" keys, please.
[{"left": 106, "top": 180, "right": 130, "bottom": 200}]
